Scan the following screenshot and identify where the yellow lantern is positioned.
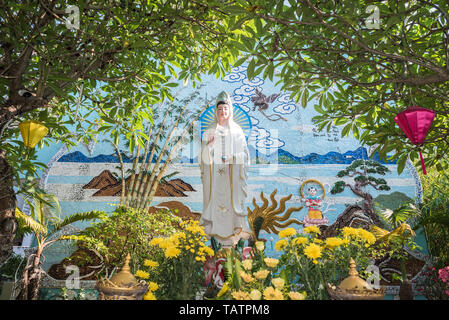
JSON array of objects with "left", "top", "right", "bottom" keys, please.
[{"left": 18, "top": 120, "right": 49, "bottom": 148}]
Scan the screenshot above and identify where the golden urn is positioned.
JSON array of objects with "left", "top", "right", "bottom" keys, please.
[
  {"left": 95, "top": 254, "right": 148, "bottom": 300},
  {"left": 327, "top": 257, "right": 385, "bottom": 300}
]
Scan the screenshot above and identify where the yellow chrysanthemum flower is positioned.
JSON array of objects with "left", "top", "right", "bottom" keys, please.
[
  {"left": 304, "top": 243, "right": 322, "bottom": 261},
  {"left": 165, "top": 246, "right": 181, "bottom": 258},
  {"left": 271, "top": 277, "right": 285, "bottom": 289},
  {"left": 288, "top": 291, "right": 306, "bottom": 300},
  {"left": 242, "top": 259, "right": 253, "bottom": 271},
  {"left": 255, "top": 241, "right": 265, "bottom": 251},
  {"left": 135, "top": 270, "right": 150, "bottom": 279},
  {"left": 195, "top": 256, "right": 206, "bottom": 262},
  {"left": 249, "top": 289, "right": 262, "bottom": 300},
  {"left": 263, "top": 286, "right": 284, "bottom": 300},
  {"left": 274, "top": 239, "right": 288, "bottom": 251},
  {"left": 143, "top": 290, "right": 157, "bottom": 300},
  {"left": 239, "top": 271, "right": 255, "bottom": 283},
  {"left": 292, "top": 237, "right": 308, "bottom": 246},
  {"left": 143, "top": 259, "right": 159, "bottom": 268},
  {"left": 253, "top": 269, "right": 270, "bottom": 280},
  {"left": 264, "top": 257, "right": 279, "bottom": 268},
  {"left": 325, "top": 237, "right": 344, "bottom": 249},
  {"left": 278, "top": 227, "right": 297, "bottom": 238},
  {"left": 149, "top": 237, "right": 163, "bottom": 246},
  {"left": 148, "top": 281, "right": 159, "bottom": 292},
  {"left": 357, "top": 229, "right": 376, "bottom": 245},
  {"left": 342, "top": 227, "right": 359, "bottom": 238},
  {"left": 304, "top": 226, "right": 321, "bottom": 234},
  {"left": 202, "top": 246, "right": 214, "bottom": 257},
  {"left": 231, "top": 290, "right": 250, "bottom": 300}
]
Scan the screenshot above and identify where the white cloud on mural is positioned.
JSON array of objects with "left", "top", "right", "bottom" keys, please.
[
  {"left": 273, "top": 103, "right": 297, "bottom": 115},
  {"left": 234, "top": 84, "right": 260, "bottom": 96},
  {"left": 239, "top": 104, "right": 250, "bottom": 112},
  {"left": 223, "top": 72, "right": 246, "bottom": 83},
  {"left": 231, "top": 66, "right": 247, "bottom": 73},
  {"left": 223, "top": 66, "right": 248, "bottom": 83},
  {"left": 243, "top": 77, "right": 264, "bottom": 87},
  {"left": 249, "top": 126, "right": 270, "bottom": 141},
  {"left": 277, "top": 93, "right": 294, "bottom": 103},
  {"left": 248, "top": 125, "right": 285, "bottom": 155},
  {"left": 250, "top": 116, "right": 259, "bottom": 126},
  {"left": 232, "top": 94, "right": 251, "bottom": 104}
]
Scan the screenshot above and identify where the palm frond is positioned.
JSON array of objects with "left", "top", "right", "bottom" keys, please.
[
  {"left": 369, "top": 225, "right": 389, "bottom": 240},
  {"left": 370, "top": 223, "right": 415, "bottom": 243},
  {"left": 52, "top": 210, "right": 106, "bottom": 232},
  {"left": 15, "top": 208, "right": 47, "bottom": 236}
]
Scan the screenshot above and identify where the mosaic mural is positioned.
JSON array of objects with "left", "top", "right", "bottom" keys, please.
[{"left": 30, "top": 66, "right": 427, "bottom": 288}]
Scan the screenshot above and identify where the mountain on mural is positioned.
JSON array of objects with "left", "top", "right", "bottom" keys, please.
[
  {"left": 58, "top": 147, "right": 396, "bottom": 164},
  {"left": 83, "top": 170, "right": 196, "bottom": 197}
]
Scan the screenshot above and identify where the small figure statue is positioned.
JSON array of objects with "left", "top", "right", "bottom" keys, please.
[
  {"left": 300, "top": 180, "right": 329, "bottom": 227},
  {"left": 305, "top": 186, "right": 323, "bottom": 219}
]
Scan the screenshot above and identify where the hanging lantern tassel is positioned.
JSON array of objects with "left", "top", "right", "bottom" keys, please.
[
  {"left": 418, "top": 148, "right": 427, "bottom": 175},
  {"left": 19, "top": 120, "right": 49, "bottom": 148},
  {"left": 394, "top": 106, "right": 435, "bottom": 176}
]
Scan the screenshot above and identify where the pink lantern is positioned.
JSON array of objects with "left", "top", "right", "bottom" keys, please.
[{"left": 394, "top": 106, "right": 435, "bottom": 175}]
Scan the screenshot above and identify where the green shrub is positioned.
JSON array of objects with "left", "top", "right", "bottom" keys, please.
[{"left": 67, "top": 205, "right": 182, "bottom": 276}]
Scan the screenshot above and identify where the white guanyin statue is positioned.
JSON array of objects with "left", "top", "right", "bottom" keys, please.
[{"left": 199, "top": 91, "right": 251, "bottom": 246}]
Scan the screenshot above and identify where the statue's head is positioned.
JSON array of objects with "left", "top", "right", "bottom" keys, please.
[{"left": 215, "top": 91, "right": 233, "bottom": 123}]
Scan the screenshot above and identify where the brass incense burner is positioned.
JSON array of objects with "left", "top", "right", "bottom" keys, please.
[
  {"left": 327, "top": 257, "right": 385, "bottom": 300},
  {"left": 95, "top": 254, "right": 148, "bottom": 300}
]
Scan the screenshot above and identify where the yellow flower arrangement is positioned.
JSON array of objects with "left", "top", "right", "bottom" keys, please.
[
  {"left": 253, "top": 269, "right": 270, "bottom": 280},
  {"left": 274, "top": 239, "right": 288, "bottom": 251},
  {"left": 264, "top": 257, "right": 279, "bottom": 268},
  {"left": 278, "top": 227, "right": 297, "bottom": 238},
  {"left": 263, "top": 286, "right": 284, "bottom": 300},
  {"left": 304, "top": 243, "right": 322, "bottom": 263},
  {"left": 304, "top": 225, "right": 321, "bottom": 234},
  {"left": 140, "top": 220, "right": 213, "bottom": 299}
]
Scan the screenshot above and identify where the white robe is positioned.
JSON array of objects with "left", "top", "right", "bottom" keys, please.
[{"left": 199, "top": 122, "right": 251, "bottom": 246}]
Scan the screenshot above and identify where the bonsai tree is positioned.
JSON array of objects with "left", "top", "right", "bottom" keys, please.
[
  {"left": 14, "top": 194, "right": 104, "bottom": 300},
  {"left": 331, "top": 159, "right": 391, "bottom": 227}
]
